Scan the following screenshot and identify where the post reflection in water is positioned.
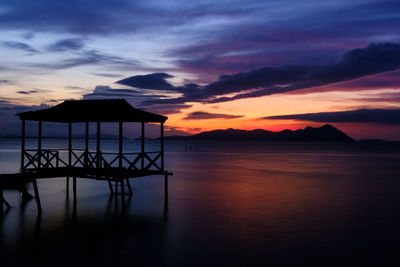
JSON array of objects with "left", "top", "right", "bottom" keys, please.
[{"left": 0, "top": 184, "right": 169, "bottom": 267}]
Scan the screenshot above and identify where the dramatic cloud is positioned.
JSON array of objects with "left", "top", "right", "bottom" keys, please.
[
  {"left": 31, "top": 50, "right": 141, "bottom": 70},
  {"left": 183, "top": 111, "right": 244, "bottom": 120},
  {"left": 2, "top": 41, "right": 38, "bottom": 53},
  {"left": 17, "top": 90, "right": 39, "bottom": 95},
  {"left": 92, "top": 73, "right": 123, "bottom": 78},
  {"left": 83, "top": 85, "right": 189, "bottom": 114},
  {"left": 126, "top": 43, "right": 400, "bottom": 106},
  {"left": 83, "top": 85, "right": 166, "bottom": 99},
  {"left": 47, "top": 38, "right": 85, "bottom": 52},
  {"left": 0, "top": 80, "right": 9, "bottom": 83},
  {"left": 264, "top": 109, "right": 400, "bottom": 125},
  {"left": 117, "top": 73, "right": 175, "bottom": 91},
  {"left": 202, "top": 42, "right": 400, "bottom": 103}
]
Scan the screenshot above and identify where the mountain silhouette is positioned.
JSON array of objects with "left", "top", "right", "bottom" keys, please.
[{"left": 166, "top": 124, "right": 355, "bottom": 142}]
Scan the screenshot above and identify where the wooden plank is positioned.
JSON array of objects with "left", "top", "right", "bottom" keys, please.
[{"left": 32, "top": 179, "right": 42, "bottom": 214}]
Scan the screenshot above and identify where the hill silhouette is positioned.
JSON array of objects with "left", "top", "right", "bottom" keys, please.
[{"left": 166, "top": 124, "right": 355, "bottom": 142}]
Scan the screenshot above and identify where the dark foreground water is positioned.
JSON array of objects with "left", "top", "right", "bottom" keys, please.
[{"left": 1, "top": 138, "right": 400, "bottom": 266}]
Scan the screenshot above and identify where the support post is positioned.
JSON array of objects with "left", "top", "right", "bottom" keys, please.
[
  {"left": 85, "top": 121, "right": 89, "bottom": 168},
  {"left": 0, "top": 187, "right": 3, "bottom": 216},
  {"left": 68, "top": 122, "right": 72, "bottom": 167},
  {"left": 107, "top": 177, "right": 114, "bottom": 195},
  {"left": 32, "top": 179, "right": 42, "bottom": 214},
  {"left": 141, "top": 121, "right": 145, "bottom": 169},
  {"left": 73, "top": 177, "right": 77, "bottom": 201},
  {"left": 97, "top": 121, "right": 101, "bottom": 168},
  {"left": 164, "top": 171, "right": 168, "bottom": 201},
  {"left": 67, "top": 122, "right": 72, "bottom": 192},
  {"left": 161, "top": 122, "right": 164, "bottom": 171},
  {"left": 126, "top": 178, "right": 133, "bottom": 195},
  {"left": 38, "top": 121, "right": 42, "bottom": 169},
  {"left": 21, "top": 120, "right": 25, "bottom": 171},
  {"left": 121, "top": 178, "right": 125, "bottom": 196},
  {"left": 119, "top": 121, "right": 123, "bottom": 169}
]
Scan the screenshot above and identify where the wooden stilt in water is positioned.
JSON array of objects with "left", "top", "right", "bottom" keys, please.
[
  {"left": 107, "top": 177, "right": 114, "bottom": 195},
  {"left": 32, "top": 179, "right": 42, "bottom": 214},
  {"left": 121, "top": 178, "right": 125, "bottom": 208},
  {"left": 115, "top": 179, "right": 119, "bottom": 195},
  {"left": 0, "top": 187, "right": 4, "bottom": 216},
  {"left": 120, "top": 178, "right": 125, "bottom": 195},
  {"left": 164, "top": 171, "right": 168, "bottom": 201},
  {"left": 126, "top": 178, "right": 133, "bottom": 195},
  {"left": 66, "top": 177, "right": 70, "bottom": 195},
  {"left": 73, "top": 177, "right": 77, "bottom": 200}
]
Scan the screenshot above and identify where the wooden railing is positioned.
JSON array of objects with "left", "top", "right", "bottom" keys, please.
[{"left": 22, "top": 149, "right": 163, "bottom": 172}]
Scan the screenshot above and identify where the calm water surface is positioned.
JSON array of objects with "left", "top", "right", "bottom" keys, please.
[{"left": 1, "top": 138, "right": 400, "bottom": 266}]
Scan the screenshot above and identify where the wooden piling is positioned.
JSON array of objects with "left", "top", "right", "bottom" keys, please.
[
  {"left": 32, "top": 179, "right": 42, "bottom": 214},
  {"left": 0, "top": 186, "right": 4, "bottom": 216},
  {"left": 126, "top": 178, "right": 133, "bottom": 195},
  {"left": 164, "top": 171, "right": 168, "bottom": 200},
  {"left": 73, "top": 177, "right": 77, "bottom": 200},
  {"left": 38, "top": 121, "right": 42, "bottom": 169}
]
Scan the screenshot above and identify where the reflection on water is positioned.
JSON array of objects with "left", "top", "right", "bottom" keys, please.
[{"left": 1, "top": 139, "right": 400, "bottom": 266}]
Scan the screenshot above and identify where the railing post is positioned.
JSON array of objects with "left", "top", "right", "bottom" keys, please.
[
  {"left": 21, "top": 119, "right": 25, "bottom": 171},
  {"left": 85, "top": 121, "right": 89, "bottom": 168},
  {"left": 119, "top": 121, "right": 123, "bottom": 169},
  {"left": 68, "top": 122, "right": 72, "bottom": 167},
  {"left": 161, "top": 122, "right": 164, "bottom": 171},
  {"left": 97, "top": 121, "right": 101, "bottom": 168},
  {"left": 38, "top": 121, "right": 42, "bottom": 169},
  {"left": 141, "top": 121, "right": 145, "bottom": 170},
  {"left": 56, "top": 151, "right": 59, "bottom": 168}
]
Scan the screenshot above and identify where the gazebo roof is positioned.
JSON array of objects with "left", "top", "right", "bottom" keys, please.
[{"left": 17, "top": 99, "right": 167, "bottom": 123}]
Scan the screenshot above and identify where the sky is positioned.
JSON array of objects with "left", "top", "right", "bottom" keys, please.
[{"left": 1, "top": 0, "right": 400, "bottom": 140}]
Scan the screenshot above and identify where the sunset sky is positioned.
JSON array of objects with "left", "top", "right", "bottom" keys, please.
[{"left": 1, "top": 0, "right": 400, "bottom": 140}]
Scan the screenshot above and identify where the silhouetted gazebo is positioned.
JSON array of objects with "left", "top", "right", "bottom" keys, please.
[{"left": 1, "top": 99, "right": 172, "bottom": 214}]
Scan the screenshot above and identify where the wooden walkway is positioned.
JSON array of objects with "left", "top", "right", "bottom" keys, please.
[{"left": 0, "top": 168, "right": 172, "bottom": 216}]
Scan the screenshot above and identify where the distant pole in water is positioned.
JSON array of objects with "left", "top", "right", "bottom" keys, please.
[
  {"left": 141, "top": 121, "right": 145, "bottom": 170},
  {"left": 161, "top": 122, "right": 164, "bottom": 171},
  {"left": 38, "top": 121, "right": 42, "bottom": 169},
  {"left": 20, "top": 120, "right": 25, "bottom": 171}
]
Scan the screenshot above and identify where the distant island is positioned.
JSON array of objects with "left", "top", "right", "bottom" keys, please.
[
  {"left": 166, "top": 124, "right": 355, "bottom": 142},
  {"left": 0, "top": 125, "right": 362, "bottom": 142}
]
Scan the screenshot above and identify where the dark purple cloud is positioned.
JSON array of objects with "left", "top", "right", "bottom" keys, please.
[
  {"left": 183, "top": 111, "right": 244, "bottom": 120},
  {"left": 30, "top": 50, "right": 141, "bottom": 70},
  {"left": 117, "top": 73, "right": 175, "bottom": 91},
  {"left": 2, "top": 41, "right": 38, "bottom": 53},
  {"left": 47, "top": 38, "right": 85, "bottom": 52},
  {"left": 82, "top": 85, "right": 190, "bottom": 115},
  {"left": 124, "top": 43, "right": 400, "bottom": 106},
  {"left": 264, "top": 109, "right": 400, "bottom": 125},
  {"left": 17, "top": 90, "right": 40, "bottom": 95},
  {"left": 83, "top": 85, "right": 166, "bottom": 99}
]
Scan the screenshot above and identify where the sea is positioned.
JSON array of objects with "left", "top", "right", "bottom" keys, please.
[{"left": 1, "top": 138, "right": 400, "bottom": 266}]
